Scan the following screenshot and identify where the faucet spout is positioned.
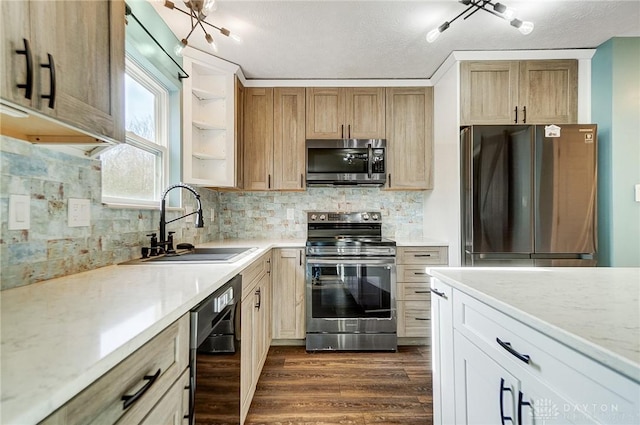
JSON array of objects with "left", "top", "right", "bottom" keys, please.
[{"left": 159, "top": 183, "right": 205, "bottom": 250}]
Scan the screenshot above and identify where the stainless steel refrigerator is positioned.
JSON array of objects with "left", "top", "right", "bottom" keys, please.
[{"left": 461, "top": 124, "right": 597, "bottom": 267}]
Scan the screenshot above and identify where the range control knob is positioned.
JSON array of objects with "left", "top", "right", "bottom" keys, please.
[
  {"left": 362, "top": 212, "right": 370, "bottom": 220},
  {"left": 372, "top": 213, "right": 380, "bottom": 221},
  {"left": 310, "top": 214, "right": 317, "bottom": 221},
  {"left": 319, "top": 214, "right": 327, "bottom": 221}
]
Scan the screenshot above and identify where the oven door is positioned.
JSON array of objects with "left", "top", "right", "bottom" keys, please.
[{"left": 305, "top": 257, "right": 396, "bottom": 334}]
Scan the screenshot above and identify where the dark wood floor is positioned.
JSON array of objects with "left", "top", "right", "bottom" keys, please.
[{"left": 245, "top": 345, "right": 433, "bottom": 425}]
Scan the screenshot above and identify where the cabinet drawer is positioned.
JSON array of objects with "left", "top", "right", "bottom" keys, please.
[
  {"left": 139, "top": 368, "right": 190, "bottom": 425},
  {"left": 397, "top": 280, "right": 431, "bottom": 301},
  {"left": 241, "top": 251, "right": 271, "bottom": 295},
  {"left": 397, "top": 300, "right": 431, "bottom": 338},
  {"left": 397, "top": 265, "right": 432, "bottom": 283},
  {"left": 40, "top": 314, "right": 189, "bottom": 425},
  {"left": 397, "top": 246, "right": 448, "bottom": 265},
  {"left": 453, "top": 291, "right": 639, "bottom": 423}
]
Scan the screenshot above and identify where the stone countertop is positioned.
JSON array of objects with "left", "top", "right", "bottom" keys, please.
[
  {"left": 0, "top": 239, "right": 304, "bottom": 425},
  {"left": 429, "top": 267, "right": 640, "bottom": 382}
]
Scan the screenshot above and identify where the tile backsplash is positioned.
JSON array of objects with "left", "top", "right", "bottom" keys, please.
[
  {"left": 217, "top": 188, "right": 424, "bottom": 240},
  {"left": 0, "top": 136, "right": 217, "bottom": 290},
  {"left": 1, "top": 136, "right": 426, "bottom": 290}
]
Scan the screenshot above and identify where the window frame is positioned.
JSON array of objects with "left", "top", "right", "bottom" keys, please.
[{"left": 101, "top": 56, "right": 170, "bottom": 207}]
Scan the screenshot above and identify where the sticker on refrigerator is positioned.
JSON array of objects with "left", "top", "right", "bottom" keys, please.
[
  {"left": 584, "top": 132, "right": 594, "bottom": 144},
  {"left": 544, "top": 124, "right": 561, "bottom": 138}
]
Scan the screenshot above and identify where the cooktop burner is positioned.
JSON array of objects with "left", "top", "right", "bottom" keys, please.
[{"left": 306, "top": 211, "right": 396, "bottom": 248}]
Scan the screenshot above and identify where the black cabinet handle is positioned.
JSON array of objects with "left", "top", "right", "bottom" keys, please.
[
  {"left": 300, "top": 173, "right": 304, "bottom": 188},
  {"left": 15, "top": 38, "right": 33, "bottom": 100},
  {"left": 347, "top": 124, "right": 351, "bottom": 139},
  {"left": 414, "top": 290, "right": 431, "bottom": 294},
  {"left": 299, "top": 250, "right": 302, "bottom": 266},
  {"left": 500, "top": 378, "right": 513, "bottom": 424},
  {"left": 496, "top": 338, "right": 530, "bottom": 364},
  {"left": 518, "top": 391, "right": 532, "bottom": 424},
  {"left": 415, "top": 317, "right": 429, "bottom": 321},
  {"left": 341, "top": 124, "right": 344, "bottom": 139},
  {"left": 522, "top": 106, "right": 527, "bottom": 124},
  {"left": 40, "top": 53, "right": 56, "bottom": 108},
  {"left": 413, "top": 272, "right": 428, "bottom": 275},
  {"left": 415, "top": 254, "right": 432, "bottom": 257},
  {"left": 388, "top": 174, "right": 391, "bottom": 188},
  {"left": 255, "top": 288, "right": 261, "bottom": 309},
  {"left": 430, "top": 288, "right": 447, "bottom": 299},
  {"left": 267, "top": 174, "right": 271, "bottom": 189},
  {"left": 121, "top": 368, "right": 161, "bottom": 410},
  {"left": 514, "top": 106, "right": 518, "bottom": 123}
]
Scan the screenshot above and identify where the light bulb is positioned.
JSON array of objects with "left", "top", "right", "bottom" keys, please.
[
  {"left": 426, "top": 28, "right": 441, "bottom": 43},
  {"left": 518, "top": 21, "right": 534, "bottom": 35},
  {"left": 426, "top": 21, "right": 450, "bottom": 43},
  {"left": 174, "top": 39, "right": 187, "bottom": 56},
  {"left": 202, "top": 0, "right": 216, "bottom": 15},
  {"left": 205, "top": 33, "right": 218, "bottom": 52},
  {"left": 502, "top": 7, "right": 516, "bottom": 20}
]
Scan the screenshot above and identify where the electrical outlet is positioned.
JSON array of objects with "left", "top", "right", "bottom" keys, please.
[
  {"left": 68, "top": 198, "right": 90, "bottom": 227},
  {"left": 9, "top": 194, "right": 30, "bottom": 230},
  {"left": 210, "top": 208, "right": 215, "bottom": 222}
]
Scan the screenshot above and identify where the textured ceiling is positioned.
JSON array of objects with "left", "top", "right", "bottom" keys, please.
[{"left": 149, "top": 0, "right": 640, "bottom": 80}]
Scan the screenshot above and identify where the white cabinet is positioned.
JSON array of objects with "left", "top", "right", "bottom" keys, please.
[
  {"left": 430, "top": 281, "right": 455, "bottom": 425},
  {"left": 433, "top": 278, "right": 640, "bottom": 425},
  {"left": 181, "top": 48, "right": 238, "bottom": 187}
]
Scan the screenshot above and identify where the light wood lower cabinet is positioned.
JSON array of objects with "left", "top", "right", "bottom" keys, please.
[
  {"left": 139, "top": 369, "right": 190, "bottom": 425},
  {"left": 39, "top": 314, "right": 190, "bottom": 425},
  {"left": 272, "top": 248, "right": 306, "bottom": 340},
  {"left": 240, "top": 251, "right": 272, "bottom": 424},
  {"left": 396, "top": 246, "right": 448, "bottom": 341}
]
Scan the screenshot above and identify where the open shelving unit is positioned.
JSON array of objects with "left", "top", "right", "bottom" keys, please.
[{"left": 181, "top": 48, "right": 238, "bottom": 187}]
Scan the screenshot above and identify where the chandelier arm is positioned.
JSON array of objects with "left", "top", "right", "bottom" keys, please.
[{"left": 449, "top": 4, "right": 478, "bottom": 25}]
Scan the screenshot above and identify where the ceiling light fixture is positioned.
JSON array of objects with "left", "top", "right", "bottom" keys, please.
[
  {"left": 426, "top": 0, "right": 534, "bottom": 43},
  {"left": 161, "top": 0, "right": 241, "bottom": 56}
]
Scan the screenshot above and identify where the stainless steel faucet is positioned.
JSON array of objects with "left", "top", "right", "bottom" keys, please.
[{"left": 158, "top": 183, "right": 204, "bottom": 254}]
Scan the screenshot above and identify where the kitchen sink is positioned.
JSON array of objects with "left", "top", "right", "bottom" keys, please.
[{"left": 121, "top": 247, "right": 258, "bottom": 265}]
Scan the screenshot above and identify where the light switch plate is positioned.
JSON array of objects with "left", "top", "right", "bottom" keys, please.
[
  {"left": 68, "top": 198, "right": 90, "bottom": 227},
  {"left": 210, "top": 208, "right": 215, "bottom": 222},
  {"left": 9, "top": 194, "right": 30, "bottom": 230}
]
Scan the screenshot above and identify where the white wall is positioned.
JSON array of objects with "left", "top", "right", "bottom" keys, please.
[{"left": 426, "top": 61, "right": 461, "bottom": 266}]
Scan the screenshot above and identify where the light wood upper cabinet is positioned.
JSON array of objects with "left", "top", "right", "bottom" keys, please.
[
  {"left": 243, "top": 87, "right": 274, "bottom": 190},
  {"left": 244, "top": 87, "right": 305, "bottom": 191},
  {"left": 306, "top": 87, "right": 385, "bottom": 139},
  {"left": 1, "top": 0, "right": 124, "bottom": 142},
  {"left": 272, "top": 248, "right": 306, "bottom": 340},
  {"left": 461, "top": 60, "right": 577, "bottom": 125},
  {"left": 519, "top": 60, "right": 578, "bottom": 124},
  {"left": 385, "top": 87, "right": 434, "bottom": 190},
  {"left": 273, "top": 87, "right": 306, "bottom": 190}
]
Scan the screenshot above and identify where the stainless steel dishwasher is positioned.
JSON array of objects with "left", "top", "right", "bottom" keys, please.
[{"left": 189, "top": 274, "right": 242, "bottom": 425}]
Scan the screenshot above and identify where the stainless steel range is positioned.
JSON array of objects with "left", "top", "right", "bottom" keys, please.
[{"left": 305, "top": 211, "right": 397, "bottom": 351}]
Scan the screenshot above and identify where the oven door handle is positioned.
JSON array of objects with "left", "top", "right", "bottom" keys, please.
[{"left": 307, "top": 258, "right": 396, "bottom": 266}]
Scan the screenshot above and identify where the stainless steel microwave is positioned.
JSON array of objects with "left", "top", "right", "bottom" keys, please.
[{"left": 305, "top": 139, "right": 386, "bottom": 186}]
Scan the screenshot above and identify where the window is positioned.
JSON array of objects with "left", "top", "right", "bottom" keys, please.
[{"left": 101, "top": 57, "right": 169, "bottom": 206}]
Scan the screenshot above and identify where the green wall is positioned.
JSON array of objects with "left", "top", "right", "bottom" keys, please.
[{"left": 592, "top": 37, "right": 640, "bottom": 266}]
